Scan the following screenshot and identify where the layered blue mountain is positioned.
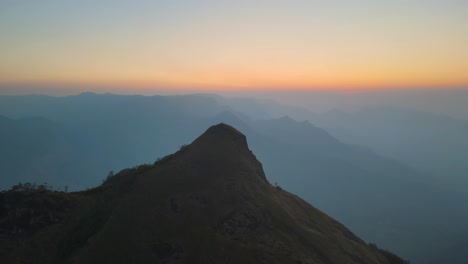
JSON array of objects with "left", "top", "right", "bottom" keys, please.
[{"left": 0, "top": 93, "right": 467, "bottom": 263}]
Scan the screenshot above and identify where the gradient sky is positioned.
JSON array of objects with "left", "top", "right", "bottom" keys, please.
[{"left": 1, "top": 0, "right": 467, "bottom": 93}]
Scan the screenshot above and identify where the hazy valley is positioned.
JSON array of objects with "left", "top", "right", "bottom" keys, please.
[{"left": 1, "top": 92, "right": 467, "bottom": 263}]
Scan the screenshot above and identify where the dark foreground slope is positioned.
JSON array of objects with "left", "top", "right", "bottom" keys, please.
[{"left": 0, "top": 124, "right": 407, "bottom": 264}]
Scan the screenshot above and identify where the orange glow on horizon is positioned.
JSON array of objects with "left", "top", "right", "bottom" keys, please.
[
  {"left": 2, "top": 77, "right": 467, "bottom": 93},
  {"left": 1, "top": 1, "right": 467, "bottom": 93}
]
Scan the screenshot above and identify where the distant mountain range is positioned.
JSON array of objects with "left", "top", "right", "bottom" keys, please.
[
  {"left": 310, "top": 107, "right": 468, "bottom": 192},
  {"left": 0, "top": 93, "right": 467, "bottom": 263},
  {"left": 0, "top": 124, "right": 408, "bottom": 264}
]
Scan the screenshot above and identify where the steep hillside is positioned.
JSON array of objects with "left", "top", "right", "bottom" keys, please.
[
  {"left": 2, "top": 93, "right": 463, "bottom": 263},
  {"left": 0, "top": 124, "right": 407, "bottom": 264}
]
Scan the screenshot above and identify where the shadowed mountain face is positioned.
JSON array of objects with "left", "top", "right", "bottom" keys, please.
[
  {"left": 1, "top": 93, "right": 467, "bottom": 263},
  {"left": 0, "top": 124, "right": 407, "bottom": 264}
]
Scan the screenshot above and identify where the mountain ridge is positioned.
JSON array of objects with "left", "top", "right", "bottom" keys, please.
[
  {"left": 0, "top": 124, "right": 407, "bottom": 264},
  {"left": 1, "top": 93, "right": 463, "bottom": 262}
]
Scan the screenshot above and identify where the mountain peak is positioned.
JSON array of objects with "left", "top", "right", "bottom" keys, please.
[
  {"left": 174, "top": 123, "right": 268, "bottom": 186},
  {"left": 0, "top": 124, "right": 408, "bottom": 264},
  {"left": 205, "top": 122, "right": 245, "bottom": 137},
  {"left": 195, "top": 123, "right": 248, "bottom": 150}
]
